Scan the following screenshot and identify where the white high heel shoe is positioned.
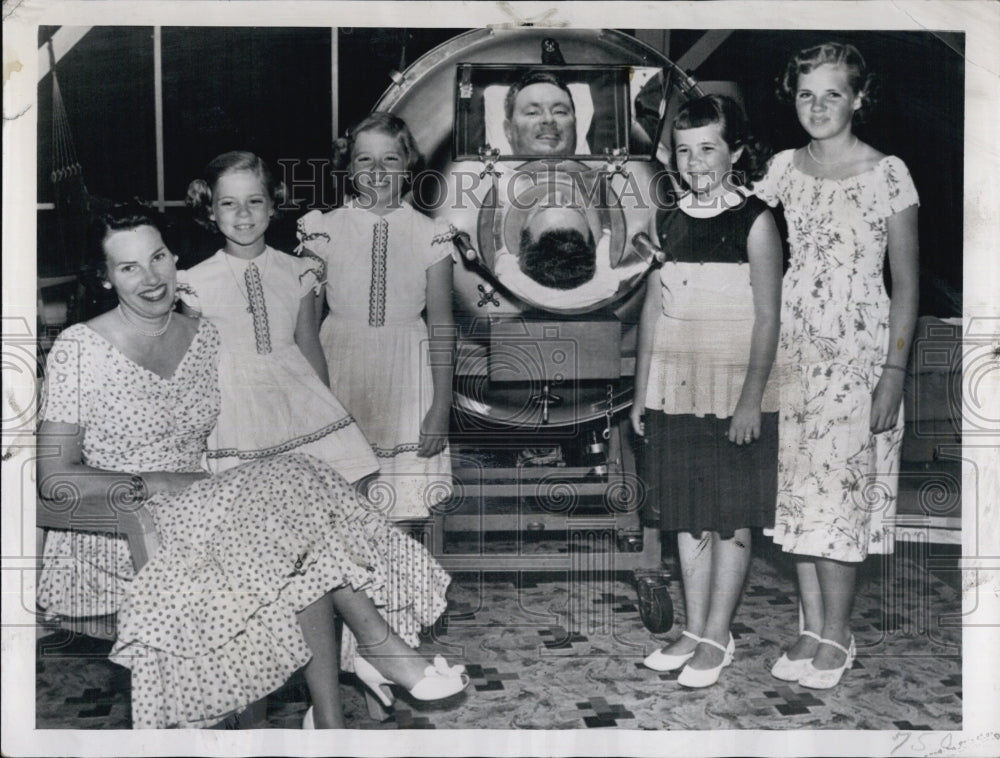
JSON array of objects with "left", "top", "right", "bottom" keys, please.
[
  {"left": 354, "top": 654, "right": 470, "bottom": 706},
  {"left": 771, "top": 630, "right": 822, "bottom": 681},
  {"left": 643, "top": 630, "right": 702, "bottom": 672},
  {"left": 676, "top": 634, "right": 735, "bottom": 688}
]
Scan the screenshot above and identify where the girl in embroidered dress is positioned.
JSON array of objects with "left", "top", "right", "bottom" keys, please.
[
  {"left": 755, "top": 43, "right": 919, "bottom": 689},
  {"left": 632, "top": 95, "right": 783, "bottom": 688},
  {"left": 181, "top": 151, "right": 377, "bottom": 483},
  {"left": 297, "top": 113, "right": 455, "bottom": 521}
]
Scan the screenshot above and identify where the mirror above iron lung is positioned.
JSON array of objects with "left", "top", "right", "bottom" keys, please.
[
  {"left": 453, "top": 64, "right": 665, "bottom": 161},
  {"left": 475, "top": 160, "right": 644, "bottom": 315}
]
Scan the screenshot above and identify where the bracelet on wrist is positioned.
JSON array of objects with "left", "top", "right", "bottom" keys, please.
[
  {"left": 128, "top": 475, "right": 148, "bottom": 503},
  {"left": 882, "top": 364, "right": 907, "bottom": 373}
]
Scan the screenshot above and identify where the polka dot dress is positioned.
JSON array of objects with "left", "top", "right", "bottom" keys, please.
[{"left": 38, "top": 322, "right": 451, "bottom": 728}]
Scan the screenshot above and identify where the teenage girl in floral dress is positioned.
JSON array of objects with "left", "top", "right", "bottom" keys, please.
[{"left": 756, "top": 42, "right": 919, "bottom": 689}]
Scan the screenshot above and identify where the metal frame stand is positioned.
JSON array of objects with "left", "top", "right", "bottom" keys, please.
[{"left": 402, "top": 416, "right": 673, "bottom": 632}]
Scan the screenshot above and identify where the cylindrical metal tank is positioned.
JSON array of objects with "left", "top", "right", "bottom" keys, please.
[{"left": 375, "top": 28, "right": 697, "bottom": 429}]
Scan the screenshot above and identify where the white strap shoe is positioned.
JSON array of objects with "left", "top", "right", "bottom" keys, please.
[
  {"left": 677, "top": 634, "right": 735, "bottom": 688},
  {"left": 771, "top": 630, "right": 822, "bottom": 681},
  {"left": 642, "top": 630, "right": 701, "bottom": 672},
  {"left": 798, "top": 636, "right": 855, "bottom": 689}
]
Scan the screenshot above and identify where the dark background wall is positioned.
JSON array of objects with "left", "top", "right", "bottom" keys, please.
[{"left": 37, "top": 27, "right": 963, "bottom": 316}]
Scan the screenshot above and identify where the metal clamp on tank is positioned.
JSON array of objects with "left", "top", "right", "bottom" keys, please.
[
  {"left": 451, "top": 230, "right": 481, "bottom": 265},
  {"left": 630, "top": 232, "right": 668, "bottom": 265},
  {"left": 477, "top": 145, "right": 502, "bottom": 179},
  {"left": 602, "top": 146, "right": 630, "bottom": 179}
]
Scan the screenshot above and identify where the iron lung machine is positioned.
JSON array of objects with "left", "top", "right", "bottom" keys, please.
[{"left": 376, "top": 29, "right": 702, "bottom": 631}]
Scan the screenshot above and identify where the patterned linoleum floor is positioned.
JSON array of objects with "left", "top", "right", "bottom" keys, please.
[{"left": 36, "top": 539, "right": 961, "bottom": 731}]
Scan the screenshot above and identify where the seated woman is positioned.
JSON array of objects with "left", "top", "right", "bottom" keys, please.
[{"left": 35, "top": 205, "right": 468, "bottom": 729}]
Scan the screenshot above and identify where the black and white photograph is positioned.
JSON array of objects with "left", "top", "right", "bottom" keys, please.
[{"left": 2, "top": 2, "right": 998, "bottom": 756}]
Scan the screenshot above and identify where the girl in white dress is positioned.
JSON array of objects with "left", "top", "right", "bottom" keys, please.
[
  {"left": 180, "top": 151, "right": 378, "bottom": 483},
  {"left": 297, "top": 113, "right": 455, "bottom": 520}
]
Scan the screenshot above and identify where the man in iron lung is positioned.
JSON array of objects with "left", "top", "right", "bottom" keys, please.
[
  {"left": 503, "top": 71, "right": 578, "bottom": 156},
  {"left": 503, "top": 72, "right": 594, "bottom": 290}
]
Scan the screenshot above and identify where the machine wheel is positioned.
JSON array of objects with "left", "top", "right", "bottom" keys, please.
[{"left": 634, "top": 570, "right": 674, "bottom": 633}]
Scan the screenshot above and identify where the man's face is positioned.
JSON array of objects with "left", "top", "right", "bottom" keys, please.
[{"left": 504, "top": 82, "right": 577, "bottom": 154}]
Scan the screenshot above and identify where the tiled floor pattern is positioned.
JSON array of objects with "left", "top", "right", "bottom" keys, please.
[{"left": 36, "top": 544, "right": 961, "bottom": 730}]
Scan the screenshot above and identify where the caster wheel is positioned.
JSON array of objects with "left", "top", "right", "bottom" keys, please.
[
  {"left": 634, "top": 571, "right": 674, "bottom": 633},
  {"left": 618, "top": 534, "right": 644, "bottom": 553}
]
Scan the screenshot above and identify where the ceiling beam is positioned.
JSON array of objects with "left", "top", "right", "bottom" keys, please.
[
  {"left": 38, "top": 26, "right": 92, "bottom": 82},
  {"left": 675, "top": 30, "right": 733, "bottom": 73}
]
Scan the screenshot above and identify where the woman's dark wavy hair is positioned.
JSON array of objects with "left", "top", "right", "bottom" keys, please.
[
  {"left": 185, "top": 150, "right": 287, "bottom": 232},
  {"left": 86, "top": 201, "right": 170, "bottom": 281},
  {"left": 776, "top": 42, "right": 879, "bottom": 124},
  {"left": 671, "top": 94, "right": 772, "bottom": 187},
  {"left": 331, "top": 111, "right": 424, "bottom": 199}
]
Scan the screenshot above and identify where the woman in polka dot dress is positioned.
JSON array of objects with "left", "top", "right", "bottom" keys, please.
[{"left": 36, "top": 207, "right": 468, "bottom": 728}]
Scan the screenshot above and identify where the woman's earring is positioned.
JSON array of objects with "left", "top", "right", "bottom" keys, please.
[{"left": 101, "top": 281, "right": 113, "bottom": 290}]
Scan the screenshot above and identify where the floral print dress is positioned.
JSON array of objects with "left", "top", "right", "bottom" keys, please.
[{"left": 756, "top": 150, "right": 919, "bottom": 561}]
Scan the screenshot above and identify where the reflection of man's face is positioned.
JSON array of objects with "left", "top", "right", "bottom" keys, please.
[{"left": 504, "top": 83, "right": 577, "bottom": 154}]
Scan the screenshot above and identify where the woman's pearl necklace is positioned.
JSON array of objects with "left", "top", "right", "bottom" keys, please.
[
  {"left": 807, "top": 136, "right": 858, "bottom": 166},
  {"left": 117, "top": 304, "right": 172, "bottom": 337}
]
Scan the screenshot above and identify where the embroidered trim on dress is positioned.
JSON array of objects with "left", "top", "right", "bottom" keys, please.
[
  {"left": 294, "top": 220, "right": 330, "bottom": 289},
  {"left": 297, "top": 252, "right": 327, "bottom": 292},
  {"left": 369, "top": 219, "right": 388, "bottom": 328},
  {"left": 244, "top": 262, "right": 272, "bottom": 354},
  {"left": 371, "top": 442, "right": 424, "bottom": 458},
  {"left": 207, "top": 416, "right": 356, "bottom": 459},
  {"left": 431, "top": 223, "right": 459, "bottom": 246},
  {"left": 294, "top": 219, "right": 331, "bottom": 252}
]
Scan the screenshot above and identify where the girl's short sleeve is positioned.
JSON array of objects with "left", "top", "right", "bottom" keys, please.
[
  {"left": 39, "top": 328, "right": 86, "bottom": 426},
  {"left": 430, "top": 216, "right": 463, "bottom": 264},
  {"left": 880, "top": 156, "right": 920, "bottom": 216},
  {"left": 175, "top": 269, "right": 200, "bottom": 312},
  {"left": 290, "top": 253, "right": 325, "bottom": 297},
  {"left": 295, "top": 210, "right": 333, "bottom": 293},
  {"left": 424, "top": 214, "right": 456, "bottom": 269},
  {"left": 296, "top": 210, "right": 332, "bottom": 256},
  {"left": 753, "top": 149, "right": 792, "bottom": 208}
]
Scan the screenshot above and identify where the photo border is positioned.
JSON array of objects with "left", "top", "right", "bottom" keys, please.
[{"left": 3, "top": 2, "right": 998, "bottom": 756}]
